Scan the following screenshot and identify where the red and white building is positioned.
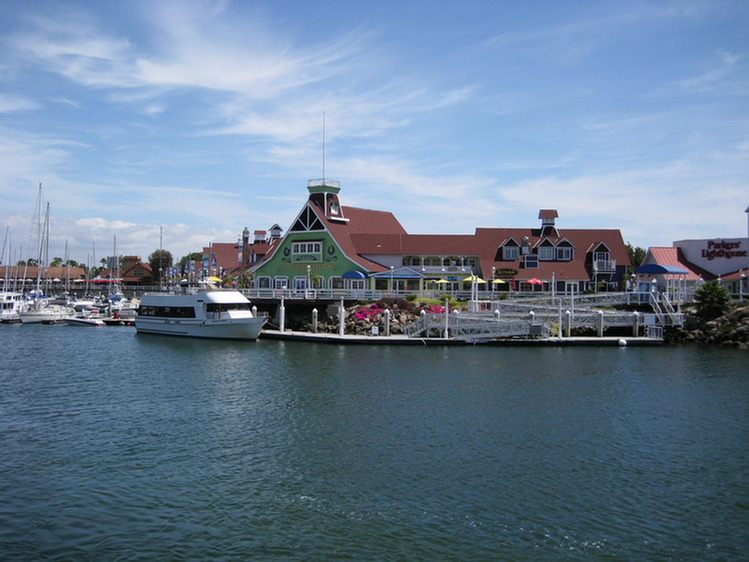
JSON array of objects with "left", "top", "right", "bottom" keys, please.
[{"left": 640, "top": 237, "right": 749, "bottom": 297}]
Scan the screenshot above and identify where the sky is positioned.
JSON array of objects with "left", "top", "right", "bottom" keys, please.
[{"left": 1, "top": 0, "right": 748, "bottom": 265}]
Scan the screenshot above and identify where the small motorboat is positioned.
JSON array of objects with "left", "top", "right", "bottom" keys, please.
[{"left": 64, "top": 313, "right": 106, "bottom": 327}]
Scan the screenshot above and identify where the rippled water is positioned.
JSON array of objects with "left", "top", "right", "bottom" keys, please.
[{"left": 1, "top": 324, "right": 748, "bottom": 561}]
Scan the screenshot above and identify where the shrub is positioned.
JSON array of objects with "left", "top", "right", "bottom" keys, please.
[{"left": 694, "top": 282, "right": 730, "bottom": 320}]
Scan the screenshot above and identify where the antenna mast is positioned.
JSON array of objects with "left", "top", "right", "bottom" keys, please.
[{"left": 322, "top": 111, "right": 326, "bottom": 182}]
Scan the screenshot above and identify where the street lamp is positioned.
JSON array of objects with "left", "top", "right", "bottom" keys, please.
[
  {"left": 390, "top": 265, "right": 394, "bottom": 294},
  {"left": 307, "top": 264, "right": 311, "bottom": 297},
  {"left": 492, "top": 267, "right": 495, "bottom": 296},
  {"left": 741, "top": 272, "right": 746, "bottom": 302}
]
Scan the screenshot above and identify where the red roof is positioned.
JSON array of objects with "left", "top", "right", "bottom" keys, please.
[
  {"left": 251, "top": 199, "right": 630, "bottom": 283},
  {"left": 645, "top": 247, "right": 705, "bottom": 281}
]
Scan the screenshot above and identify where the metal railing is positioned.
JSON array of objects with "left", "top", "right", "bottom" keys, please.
[
  {"left": 646, "top": 325, "right": 664, "bottom": 340},
  {"left": 404, "top": 312, "right": 553, "bottom": 341}
]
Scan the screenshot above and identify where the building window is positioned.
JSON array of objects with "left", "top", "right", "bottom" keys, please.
[
  {"left": 503, "top": 246, "right": 519, "bottom": 260},
  {"left": 273, "top": 276, "right": 289, "bottom": 289},
  {"left": 292, "top": 241, "right": 322, "bottom": 260},
  {"left": 593, "top": 251, "right": 609, "bottom": 263},
  {"left": 524, "top": 255, "right": 538, "bottom": 269},
  {"left": 557, "top": 247, "right": 573, "bottom": 261},
  {"left": 257, "top": 276, "right": 271, "bottom": 288},
  {"left": 539, "top": 247, "right": 554, "bottom": 261}
]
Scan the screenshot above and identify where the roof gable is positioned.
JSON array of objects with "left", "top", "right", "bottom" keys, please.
[{"left": 290, "top": 203, "right": 326, "bottom": 232}]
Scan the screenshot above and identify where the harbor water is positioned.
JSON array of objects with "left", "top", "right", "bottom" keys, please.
[{"left": 1, "top": 324, "right": 748, "bottom": 561}]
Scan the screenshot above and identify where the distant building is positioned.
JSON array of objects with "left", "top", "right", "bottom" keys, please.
[
  {"left": 0, "top": 265, "right": 86, "bottom": 288},
  {"left": 641, "top": 237, "right": 748, "bottom": 295},
  {"left": 121, "top": 256, "right": 153, "bottom": 285},
  {"left": 197, "top": 224, "right": 282, "bottom": 279}
]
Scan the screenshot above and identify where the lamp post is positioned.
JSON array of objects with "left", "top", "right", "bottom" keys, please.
[
  {"left": 492, "top": 267, "right": 495, "bottom": 296},
  {"left": 306, "top": 264, "right": 311, "bottom": 298},
  {"left": 741, "top": 272, "right": 746, "bottom": 302},
  {"left": 390, "top": 265, "right": 394, "bottom": 295}
]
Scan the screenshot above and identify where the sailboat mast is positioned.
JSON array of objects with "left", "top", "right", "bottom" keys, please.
[
  {"left": 1, "top": 227, "right": 8, "bottom": 292},
  {"left": 24, "top": 183, "right": 44, "bottom": 289}
]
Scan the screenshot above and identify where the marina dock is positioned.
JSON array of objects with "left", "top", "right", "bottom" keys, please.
[{"left": 259, "top": 329, "right": 663, "bottom": 346}]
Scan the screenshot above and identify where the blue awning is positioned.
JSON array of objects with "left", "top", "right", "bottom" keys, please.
[
  {"left": 342, "top": 270, "right": 367, "bottom": 279},
  {"left": 635, "top": 264, "right": 689, "bottom": 275}
]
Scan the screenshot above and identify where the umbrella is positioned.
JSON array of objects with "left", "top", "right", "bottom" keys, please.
[
  {"left": 433, "top": 279, "right": 450, "bottom": 284},
  {"left": 526, "top": 278, "right": 544, "bottom": 285},
  {"left": 207, "top": 276, "right": 223, "bottom": 283},
  {"left": 492, "top": 279, "right": 507, "bottom": 284},
  {"left": 463, "top": 275, "right": 487, "bottom": 283}
]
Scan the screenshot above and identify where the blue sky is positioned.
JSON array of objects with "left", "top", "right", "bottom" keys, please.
[{"left": 1, "top": 0, "right": 748, "bottom": 265}]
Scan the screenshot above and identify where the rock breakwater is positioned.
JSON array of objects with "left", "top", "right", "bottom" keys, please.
[{"left": 667, "top": 304, "right": 749, "bottom": 349}]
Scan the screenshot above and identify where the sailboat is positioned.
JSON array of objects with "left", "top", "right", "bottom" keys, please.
[
  {"left": 19, "top": 184, "right": 74, "bottom": 324},
  {"left": 1, "top": 227, "right": 28, "bottom": 323}
]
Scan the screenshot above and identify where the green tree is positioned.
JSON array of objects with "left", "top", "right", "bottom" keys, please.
[
  {"left": 148, "top": 249, "right": 173, "bottom": 283},
  {"left": 693, "top": 281, "right": 730, "bottom": 320},
  {"left": 50, "top": 257, "right": 63, "bottom": 267},
  {"left": 179, "top": 251, "right": 203, "bottom": 263},
  {"left": 625, "top": 243, "right": 647, "bottom": 275}
]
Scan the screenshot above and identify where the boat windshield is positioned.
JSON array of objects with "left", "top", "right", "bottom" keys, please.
[{"left": 206, "top": 303, "right": 250, "bottom": 312}]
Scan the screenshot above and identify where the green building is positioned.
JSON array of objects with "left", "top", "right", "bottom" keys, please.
[{"left": 248, "top": 178, "right": 401, "bottom": 292}]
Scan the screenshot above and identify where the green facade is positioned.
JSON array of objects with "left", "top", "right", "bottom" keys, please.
[{"left": 250, "top": 202, "right": 365, "bottom": 288}]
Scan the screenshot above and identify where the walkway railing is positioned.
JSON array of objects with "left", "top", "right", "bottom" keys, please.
[{"left": 404, "top": 312, "right": 553, "bottom": 341}]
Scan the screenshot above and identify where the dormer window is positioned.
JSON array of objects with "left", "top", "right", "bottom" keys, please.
[
  {"left": 503, "top": 246, "right": 519, "bottom": 260},
  {"left": 591, "top": 243, "right": 614, "bottom": 272},
  {"left": 539, "top": 246, "right": 554, "bottom": 261},
  {"left": 498, "top": 237, "right": 520, "bottom": 261}
]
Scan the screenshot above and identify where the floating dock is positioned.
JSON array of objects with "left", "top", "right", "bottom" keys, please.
[{"left": 259, "top": 329, "right": 663, "bottom": 346}]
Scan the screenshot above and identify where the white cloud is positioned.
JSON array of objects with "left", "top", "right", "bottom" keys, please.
[
  {"left": 678, "top": 49, "right": 745, "bottom": 94},
  {"left": 0, "top": 94, "right": 38, "bottom": 112}
]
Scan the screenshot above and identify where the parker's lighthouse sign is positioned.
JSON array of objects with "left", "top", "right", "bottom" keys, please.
[
  {"left": 701, "top": 240, "right": 748, "bottom": 261},
  {"left": 675, "top": 237, "right": 748, "bottom": 277}
]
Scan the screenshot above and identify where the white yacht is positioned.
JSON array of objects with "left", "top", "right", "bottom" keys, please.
[
  {"left": 0, "top": 291, "right": 27, "bottom": 323},
  {"left": 135, "top": 282, "right": 266, "bottom": 340}
]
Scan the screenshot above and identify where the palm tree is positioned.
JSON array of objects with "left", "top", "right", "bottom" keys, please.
[{"left": 694, "top": 281, "right": 730, "bottom": 320}]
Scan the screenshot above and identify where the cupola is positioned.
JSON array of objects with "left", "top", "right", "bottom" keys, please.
[
  {"left": 307, "top": 178, "right": 348, "bottom": 223},
  {"left": 539, "top": 209, "right": 559, "bottom": 237}
]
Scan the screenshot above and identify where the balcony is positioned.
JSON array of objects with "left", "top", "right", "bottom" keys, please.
[{"left": 594, "top": 259, "right": 616, "bottom": 273}]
